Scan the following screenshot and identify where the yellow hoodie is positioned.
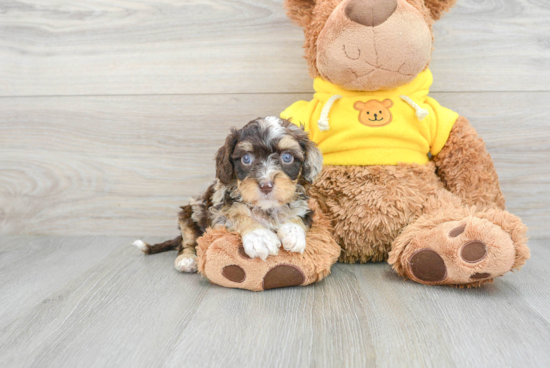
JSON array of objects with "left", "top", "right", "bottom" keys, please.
[{"left": 281, "top": 69, "right": 459, "bottom": 166}]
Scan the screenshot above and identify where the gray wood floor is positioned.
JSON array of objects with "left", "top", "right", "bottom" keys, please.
[
  {"left": 1, "top": 236, "right": 549, "bottom": 368},
  {"left": 1, "top": 0, "right": 550, "bottom": 367}
]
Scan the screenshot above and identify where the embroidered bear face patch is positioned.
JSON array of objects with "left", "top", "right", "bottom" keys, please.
[{"left": 353, "top": 99, "right": 394, "bottom": 127}]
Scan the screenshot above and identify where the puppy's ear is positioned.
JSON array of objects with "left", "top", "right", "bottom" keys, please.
[
  {"left": 284, "top": 0, "right": 316, "bottom": 27},
  {"left": 302, "top": 139, "right": 323, "bottom": 183},
  {"left": 215, "top": 129, "right": 239, "bottom": 185},
  {"left": 424, "top": 0, "right": 457, "bottom": 21}
]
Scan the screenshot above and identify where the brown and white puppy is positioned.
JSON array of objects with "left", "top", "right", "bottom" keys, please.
[{"left": 133, "top": 117, "right": 323, "bottom": 272}]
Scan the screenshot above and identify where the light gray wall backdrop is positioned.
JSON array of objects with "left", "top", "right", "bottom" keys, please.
[{"left": 1, "top": 0, "right": 549, "bottom": 238}]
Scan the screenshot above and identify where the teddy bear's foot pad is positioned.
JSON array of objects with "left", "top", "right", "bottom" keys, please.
[
  {"left": 219, "top": 262, "right": 306, "bottom": 289},
  {"left": 195, "top": 199, "right": 340, "bottom": 291},
  {"left": 199, "top": 233, "right": 312, "bottom": 291},
  {"left": 219, "top": 246, "right": 306, "bottom": 289},
  {"left": 408, "top": 249, "right": 447, "bottom": 282},
  {"left": 402, "top": 217, "right": 517, "bottom": 286},
  {"left": 409, "top": 238, "right": 492, "bottom": 282},
  {"left": 222, "top": 265, "right": 246, "bottom": 283},
  {"left": 196, "top": 222, "right": 339, "bottom": 291}
]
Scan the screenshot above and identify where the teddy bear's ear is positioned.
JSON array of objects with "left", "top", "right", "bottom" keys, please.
[
  {"left": 284, "top": 0, "right": 316, "bottom": 27},
  {"left": 382, "top": 99, "right": 394, "bottom": 108},
  {"left": 353, "top": 101, "right": 365, "bottom": 111},
  {"left": 424, "top": 0, "right": 457, "bottom": 21}
]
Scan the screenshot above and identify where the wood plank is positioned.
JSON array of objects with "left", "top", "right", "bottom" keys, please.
[
  {"left": 0, "top": 235, "right": 549, "bottom": 367},
  {"left": 1, "top": 92, "right": 548, "bottom": 238},
  {"left": 0, "top": 236, "right": 212, "bottom": 368},
  {"left": 0, "top": 0, "right": 549, "bottom": 96},
  {"left": 162, "top": 264, "right": 377, "bottom": 368},
  {"left": 431, "top": 0, "right": 550, "bottom": 92},
  {"left": 0, "top": 236, "right": 125, "bottom": 326}
]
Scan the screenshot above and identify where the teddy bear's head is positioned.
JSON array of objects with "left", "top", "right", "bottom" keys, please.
[{"left": 285, "top": 0, "right": 457, "bottom": 91}]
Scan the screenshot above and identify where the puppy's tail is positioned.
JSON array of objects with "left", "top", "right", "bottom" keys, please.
[{"left": 133, "top": 236, "right": 182, "bottom": 255}]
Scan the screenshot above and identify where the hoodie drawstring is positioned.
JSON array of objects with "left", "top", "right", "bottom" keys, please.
[{"left": 317, "top": 95, "right": 342, "bottom": 131}]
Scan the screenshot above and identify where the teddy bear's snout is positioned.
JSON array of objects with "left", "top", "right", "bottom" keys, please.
[{"left": 344, "top": 0, "right": 398, "bottom": 27}]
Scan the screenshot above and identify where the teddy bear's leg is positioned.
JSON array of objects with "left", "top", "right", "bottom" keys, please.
[
  {"left": 388, "top": 190, "right": 529, "bottom": 287},
  {"left": 195, "top": 199, "right": 341, "bottom": 291},
  {"left": 309, "top": 163, "right": 450, "bottom": 264}
]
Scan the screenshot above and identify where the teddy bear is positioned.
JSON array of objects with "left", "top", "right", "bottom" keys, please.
[
  {"left": 279, "top": 0, "right": 529, "bottom": 286},
  {"left": 196, "top": 0, "right": 529, "bottom": 290}
]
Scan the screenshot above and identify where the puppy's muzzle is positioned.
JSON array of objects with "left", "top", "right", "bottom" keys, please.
[{"left": 259, "top": 180, "right": 274, "bottom": 194}]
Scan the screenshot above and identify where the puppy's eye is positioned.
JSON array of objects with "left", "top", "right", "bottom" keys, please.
[
  {"left": 241, "top": 154, "right": 253, "bottom": 165},
  {"left": 281, "top": 153, "right": 294, "bottom": 164}
]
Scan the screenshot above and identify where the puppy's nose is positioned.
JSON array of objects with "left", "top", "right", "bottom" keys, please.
[
  {"left": 259, "top": 181, "right": 274, "bottom": 194},
  {"left": 344, "top": 0, "right": 398, "bottom": 27}
]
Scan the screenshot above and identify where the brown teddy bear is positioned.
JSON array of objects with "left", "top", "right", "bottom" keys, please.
[
  {"left": 191, "top": 0, "right": 529, "bottom": 290},
  {"left": 279, "top": 0, "right": 529, "bottom": 286}
]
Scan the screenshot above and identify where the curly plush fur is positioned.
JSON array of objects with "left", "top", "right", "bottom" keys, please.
[
  {"left": 310, "top": 162, "right": 446, "bottom": 263},
  {"left": 310, "top": 117, "right": 528, "bottom": 286},
  {"left": 434, "top": 117, "right": 506, "bottom": 210}
]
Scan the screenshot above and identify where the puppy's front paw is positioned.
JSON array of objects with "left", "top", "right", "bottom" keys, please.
[
  {"left": 278, "top": 223, "right": 306, "bottom": 254},
  {"left": 242, "top": 229, "right": 281, "bottom": 260}
]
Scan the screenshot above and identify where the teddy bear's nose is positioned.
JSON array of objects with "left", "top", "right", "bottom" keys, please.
[{"left": 344, "top": 0, "right": 398, "bottom": 27}]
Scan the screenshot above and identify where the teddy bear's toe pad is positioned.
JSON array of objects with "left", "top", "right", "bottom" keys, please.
[
  {"left": 460, "top": 241, "right": 487, "bottom": 263},
  {"left": 263, "top": 265, "right": 305, "bottom": 290},
  {"left": 470, "top": 272, "right": 491, "bottom": 280},
  {"left": 409, "top": 249, "right": 447, "bottom": 282},
  {"left": 449, "top": 224, "right": 466, "bottom": 237},
  {"left": 402, "top": 217, "right": 516, "bottom": 286},
  {"left": 222, "top": 265, "right": 246, "bottom": 283},
  {"left": 238, "top": 245, "right": 251, "bottom": 260}
]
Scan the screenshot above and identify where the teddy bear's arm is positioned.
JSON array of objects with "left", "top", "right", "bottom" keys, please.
[{"left": 433, "top": 116, "right": 506, "bottom": 210}]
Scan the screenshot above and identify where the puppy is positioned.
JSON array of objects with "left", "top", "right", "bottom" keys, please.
[{"left": 133, "top": 117, "right": 323, "bottom": 272}]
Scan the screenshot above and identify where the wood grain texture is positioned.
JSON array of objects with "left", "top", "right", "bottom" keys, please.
[
  {"left": 0, "top": 235, "right": 549, "bottom": 368},
  {"left": 1, "top": 92, "right": 549, "bottom": 238},
  {"left": 0, "top": 0, "right": 549, "bottom": 97}
]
